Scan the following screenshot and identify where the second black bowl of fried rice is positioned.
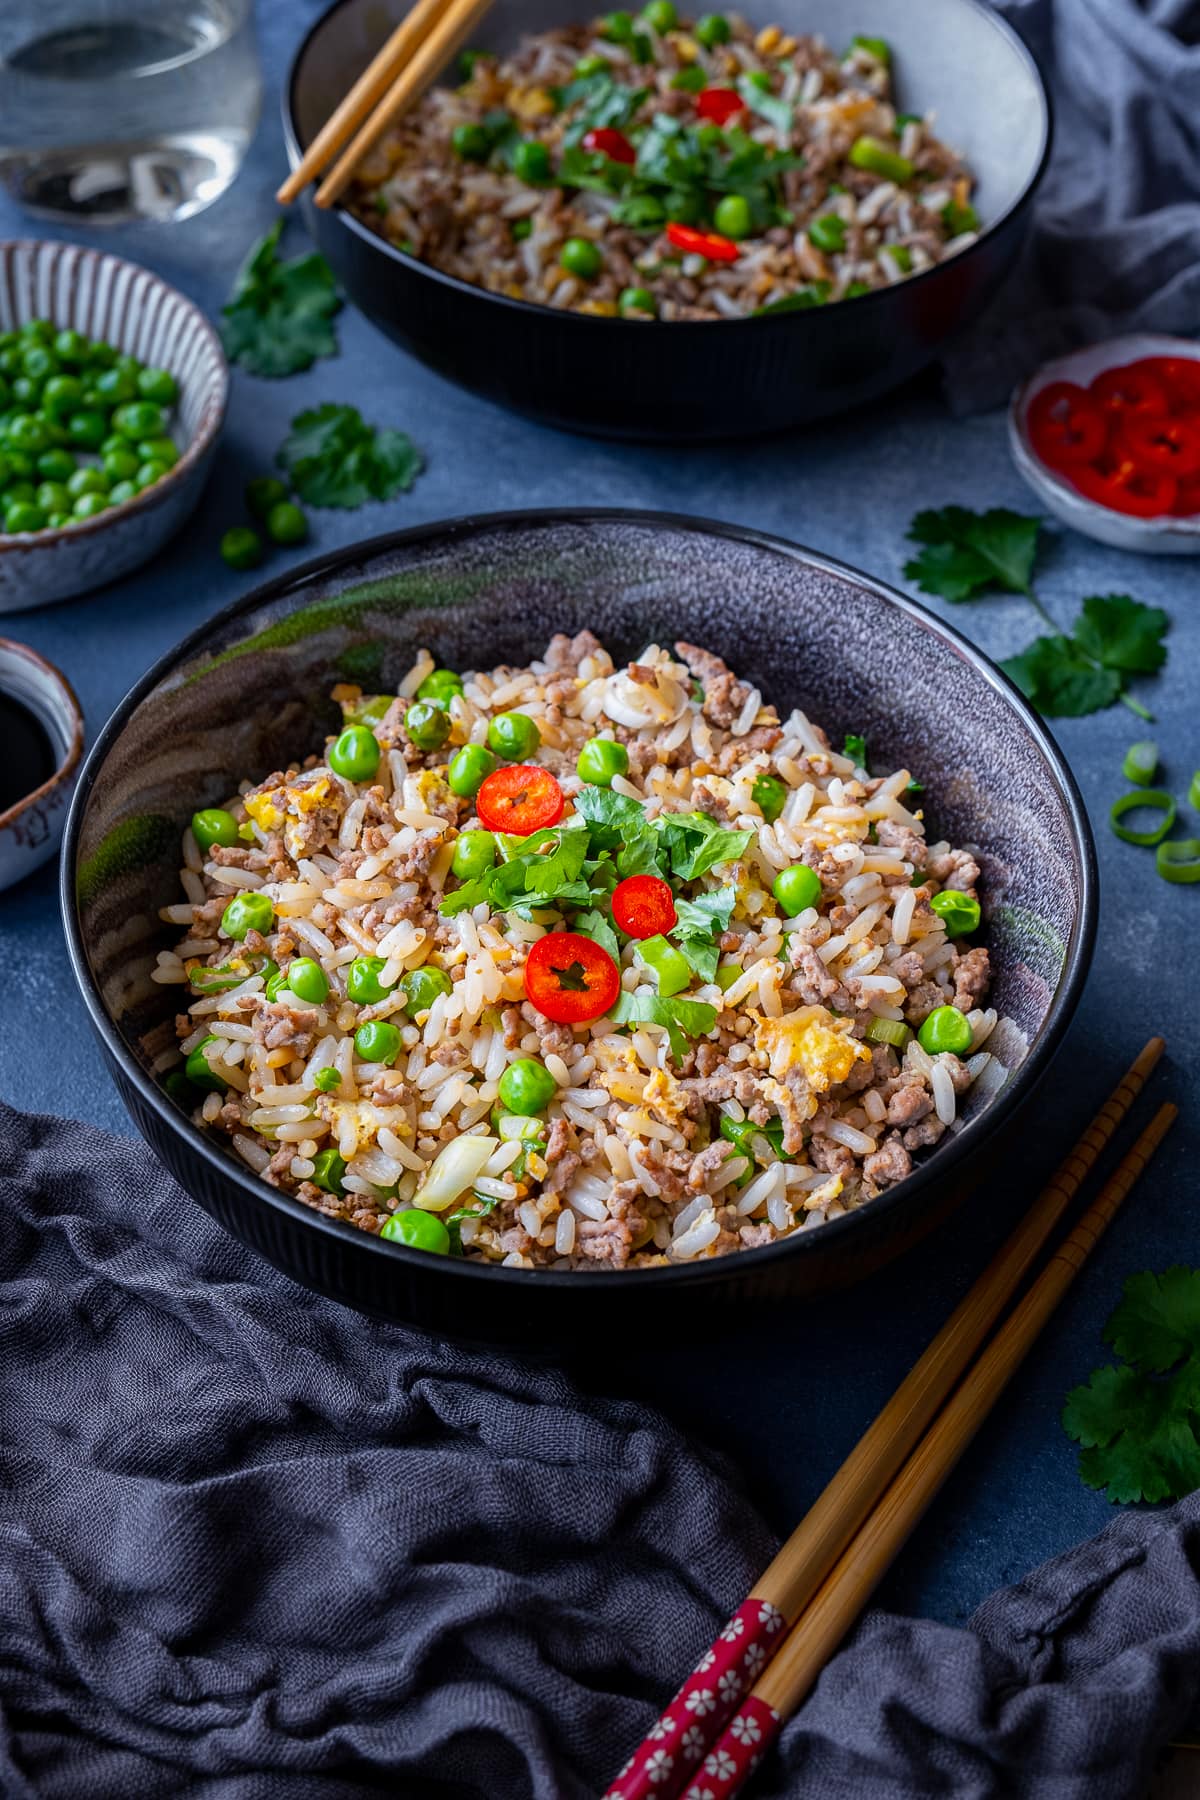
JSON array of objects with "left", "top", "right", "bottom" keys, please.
[
  {"left": 283, "top": 0, "right": 1050, "bottom": 439},
  {"left": 62, "top": 511, "right": 1094, "bottom": 1344}
]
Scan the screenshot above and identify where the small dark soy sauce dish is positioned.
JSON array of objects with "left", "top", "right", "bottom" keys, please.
[{"left": 0, "top": 638, "right": 83, "bottom": 892}]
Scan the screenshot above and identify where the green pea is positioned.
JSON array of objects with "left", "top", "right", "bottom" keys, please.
[
  {"left": 310, "top": 1147, "right": 347, "bottom": 1195},
  {"left": 601, "top": 9, "right": 635, "bottom": 37},
  {"left": 220, "top": 526, "right": 263, "bottom": 570},
  {"left": 111, "top": 351, "right": 139, "bottom": 376},
  {"left": 850, "top": 33, "right": 890, "bottom": 61},
  {"left": 4, "top": 450, "right": 34, "bottom": 480},
  {"left": 112, "top": 400, "right": 165, "bottom": 440},
  {"left": 381, "top": 1207, "right": 450, "bottom": 1253},
  {"left": 808, "top": 214, "right": 847, "bottom": 253},
  {"left": 848, "top": 135, "right": 914, "bottom": 183},
  {"left": 882, "top": 244, "right": 913, "bottom": 273},
  {"left": 137, "top": 436, "right": 179, "bottom": 469},
  {"left": 103, "top": 446, "right": 140, "bottom": 483},
  {"left": 66, "top": 409, "right": 107, "bottom": 449},
  {"left": 498, "top": 1057, "right": 557, "bottom": 1115},
  {"left": 751, "top": 773, "right": 787, "bottom": 822},
  {"left": 35, "top": 446, "right": 75, "bottom": 482},
  {"left": 108, "top": 480, "right": 138, "bottom": 507},
  {"left": 265, "top": 966, "right": 290, "bottom": 1002},
  {"left": 67, "top": 465, "right": 108, "bottom": 499},
  {"left": 618, "top": 286, "right": 657, "bottom": 316},
  {"left": 942, "top": 199, "right": 980, "bottom": 237},
  {"left": 4, "top": 501, "right": 45, "bottom": 533},
  {"left": 162, "top": 1068, "right": 198, "bottom": 1107},
  {"left": 100, "top": 432, "right": 128, "bottom": 457},
  {"left": 244, "top": 475, "right": 288, "bottom": 519},
  {"left": 559, "top": 236, "right": 602, "bottom": 279},
  {"left": 405, "top": 699, "right": 451, "bottom": 752},
  {"left": 713, "top": 194, "right": 752, "bottom": 240},
  {"left": 281, "top": 957, "right": 326, "bottom": 1005},
  {"left": 400, "top": 964, "right": 452, "bottom": 1016},
  {"left": 41, "top": 374, "right": 84, "bottom": 417},
  {"left": 6, "top": 481, "right": 35, "bottom": 506},
  {"left": 844, "top": 280, "right": 872, "bottom": 298},
  {"left": 511, "top": 218, "right": 533, "bottom": 241},
  {"left": 137, "top": 366, "right": 178, "bottom": 405},
  {"left": 917, "top": 1004, "right": 973, "bottom": 1056},
  {"left": 192, "top": 808, "right": 239, "bottom": 853},
  {"left": 328, "top": 724, "right": 382, "bottom": 783},
  {"left": 695, "top": 11, "right": 731, "bottom": 45},
  {"left": 46, "top": 511, "right": 71, "bottom": 528},
  {"left": 135, "top": 459, "right": 170, "bottom": 490},
  {"left": 487, "top": 711, "right": 540, "bottom": 759},
  {"left": 6, "top": 413, "right": 49, "bottom": 453},
  {"left": 221, "top": 890, "right": 274, "bottom": 940},
  {"left": 574, "top": 53, "right": 610, "bottom": 75},
  {"left": 53, "top": 329, "right": 89, "bottom": 364},
  {"left": 20, "top": 345, "right": 57, "bottom": 383},
  {"left": 417, "top": 667, "right": 464, "bottom": 706},
  {"left": 9, "top": 377, "right": 40, "bottom": 406},
  {"left": 452, "top": 828, "right": 497, "bottom": 878},
  {"left": 452, "top": 122, "right": 491, "bottom": 161},
  {"left": 35, "top": 481, "right": 69, "bottom": 515},
  {"left": 929, "top": 891, "right": 981, "bottom": 939},
  {"left": 642, "top": 0, "right": 676, "bottom": 26},
  {"left": 20, "top": 318, "right": 54, "bottom": 343},
  {"left": 512, "top": 140, "right": 552, "bottom": 184},
  {"left": 354, "top": 1019, "right": 402, "bottom": 1065},
  {"left": 347, "top": 956, "right": 396, "bottom": 1005},
  {"left": 94, "top": 367, "right": 138, "bottom": 404},
  {"left": 576, "top": 737, "right": 629, "bottom": 785},
  {"left": 311, "top": 1067, "right": 341, "bottom": 1093},
  {"left": 448, "top": 744, "right": 497, "bottom": 799},
  {"left": 265, "top": 499, "right": 308, "bottom": 545},
  {"left": 185, "top": 1036, "right": 228, "bottom": 1092},
  {"left": 773, "top": 863, "right": 822, "bottom": 916}
]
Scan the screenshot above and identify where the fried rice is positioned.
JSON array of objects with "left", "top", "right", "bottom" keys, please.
[
  {"left": 348, "top": 14, "right": 977, "bottom": 321},
  {"left": 154, "top": 632, "right": 1005, "bottom": 1271}
]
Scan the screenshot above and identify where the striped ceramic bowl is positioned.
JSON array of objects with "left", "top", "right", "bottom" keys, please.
[{"left": 0, "top": 240, "right": 228, "bottom": 612}]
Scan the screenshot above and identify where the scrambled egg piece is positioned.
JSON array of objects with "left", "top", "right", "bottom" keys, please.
[
  {"left": 755, "top": 1005, "right": 870, "bottom": 1090},
  {"left": 244, "top": 772, "right": 336, "bottom": 858},
  {"left": 412, "top": 768, "right": 455, "bottom": 817},
  {"left": 642, "top": 1067, "right": 689, "bottom": 1127},
  {"left": 508, "top": 85, "right": 556, "bottom": 120}
]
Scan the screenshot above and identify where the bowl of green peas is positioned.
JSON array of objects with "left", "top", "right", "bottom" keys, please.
[{"left": 0, "top": 239, "right": 228, "bottom": 611}]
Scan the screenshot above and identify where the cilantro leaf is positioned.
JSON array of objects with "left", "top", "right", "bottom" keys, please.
[
  {"left": 843, "top": 732, "right": 867, "bottom": 766},
  {"left": 616, "top": 818, "right": 668, "bottom": 880},
  {"left": 572, "top": 907, "right": 621, "bottom": 965},
  {"left": 1001, "top": 635, "right": 1122, "bottom": 717},
  {"left": 904, "top": 507, "right": 1040, "bottom": 601},
  {"left": 523, "top": 827, "right": 589, "bottom": 901},
  {"left": 611, "top": 991, "right": 718, "bottom": 1063},
  {"left": 276, "top": 404, "right": 423, "bottom": 508},
  {"left": 736, "top": 75, "right": 793, "bottom": 133},
  {"left": 572, "top": 784, "right": 646, "bottom": 850},
  {"left": 673, "top": 889, "right": 737, "bottom": 938},
  {"left": 657, "top": 812, "right": 754, "bottom": 880},
  {"left": 1063, "top": 1268, "right": 1200, "bottom": 1505},
  {"left": 221, "top": 220, "right": 342, "bottom": 378},
  {"left": 1073, "top": 594, "right": 1169, "bottom": 676}
]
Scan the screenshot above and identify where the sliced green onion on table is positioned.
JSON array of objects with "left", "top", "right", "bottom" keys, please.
[
  {"left": 1109, "top": 789, "right": 1176, "bottom": 846},
  {"left": 1156, "top": 839, "right": 1200, "bottom": 884},
  {"left": 1122, "top": 740, "right": 1158, "bottom": 787}
]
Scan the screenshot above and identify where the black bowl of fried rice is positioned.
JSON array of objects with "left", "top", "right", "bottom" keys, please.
[
  {"left": 283, "top": 0, "right": 1050, "bottom": 439},
  {"left": 62, "top": 511, "right": 1095, "bottom": 1345}
]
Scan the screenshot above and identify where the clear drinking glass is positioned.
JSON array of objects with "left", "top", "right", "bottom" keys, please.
[{"left": 0, "top": 1, "right": 262, "bottom": 225}]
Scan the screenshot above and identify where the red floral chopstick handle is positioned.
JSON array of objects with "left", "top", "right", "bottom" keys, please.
[
  {"left": 679, "top": 1696, "right": 782, "bottom": 1797},
  {"left": 603, "top": 1598, "right": 786, "bottom": 1800}
]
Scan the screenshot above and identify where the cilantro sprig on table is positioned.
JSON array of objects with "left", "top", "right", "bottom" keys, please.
[
  {"left": 220, "top": 220, "right": 342, "bottom": 378},
  {"left": 1063, "top": 1269, "right": 1200, "bottom": 1504},
  {"left": 276, "top": 404, "right": 424, "bottom": 509},
  {"left": 903, "top": 506, "right": 1169, "bottom": 720}
]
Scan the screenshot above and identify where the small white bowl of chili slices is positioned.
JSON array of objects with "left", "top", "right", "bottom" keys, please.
[{"left": 1009, "top": 335, "right": 1200, "bottom": 555}]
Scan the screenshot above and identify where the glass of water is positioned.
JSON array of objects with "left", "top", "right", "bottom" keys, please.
[{"left": 0, "top": 1, "right": 262, "bottom": 225}]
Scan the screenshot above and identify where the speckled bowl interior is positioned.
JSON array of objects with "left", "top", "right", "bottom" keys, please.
[{"left": 70, "top": 513, "right": 1091, "bottom": 1174}]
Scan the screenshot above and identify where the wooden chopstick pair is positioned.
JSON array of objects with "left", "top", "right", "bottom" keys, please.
[
  {"left": 606, "top": 1038, "right": 1174, "bottom": 1800},
  {"left": 278, "top": 0, "right": 493, "bottom": 211}
]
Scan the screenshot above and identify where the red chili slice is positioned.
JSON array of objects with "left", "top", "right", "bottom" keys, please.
[
  {"left": 1070, "top": 458, "right": 1178, "bottom": 518},
  {"left": 1171, "top": 473, "right": 1200, "bottom": 517},
  {"left": 665, "top": 221, "right": 740, "bottom": 262},
  {"left": 1027, "top": 381, "right": 1109, "bottom": 468},
  {"left": 1089, "top": 363, "right": 1170, "bottom": 420},
  {"left": 696, "top": 86, "right": 744, "bottom": 125},
  {"left": 1121, "top": 412, "right": 1200, "bottom": 479},
  {"left": 476, "top": 765, "right": 564, "bottom": 836},
  {"left": 611, "top": 874, "right": 678, "bottom": 940},
  {"left": 582, "top": 126, "right": 636, "bottom": 164},
  {"left": 524, "top": 931, "right": 622, "bottom": 1025},
  {"left": 1145, "top": 356, "right": 1200, "bottom": 414}
]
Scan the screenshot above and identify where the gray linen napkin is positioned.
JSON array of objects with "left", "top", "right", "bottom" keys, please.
[
  {"left": 942, "top": 0, "right": 1200, "bottom": 412},
  {"left": 1, "top": 1101, "right": 1199, "bottom": 1800}
]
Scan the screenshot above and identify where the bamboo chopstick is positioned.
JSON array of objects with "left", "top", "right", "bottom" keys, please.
[
  {"left": 313, "top": 0, "right": 495, "bottom": 209},
  {"left": 276, "top": 0, "right": 458, "bottom": 204},
  {"left": 706, "top": 1101, "right": 1177, "bottom": 1796},
  {"left": 604, "top": 1038, "right": 1165, "bottom": 1800}
]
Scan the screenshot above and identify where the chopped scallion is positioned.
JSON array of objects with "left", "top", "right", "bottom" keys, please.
[
  {"left": 865, "top": 1016, "right": 912, "bottom": 1049},
  {"left": 1109, "top": 788, "right": 1176, "bottom": 847},
  {"left": 1122, "top": 740, "right": 1158, "bottom": 787},
  {"left": 1156, "top": 839, "right": 1200, "bottom": 884}
]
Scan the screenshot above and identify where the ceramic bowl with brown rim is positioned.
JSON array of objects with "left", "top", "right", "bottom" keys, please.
[
  {"left": 0, "top": 636, "right": 83, "bottom": 890},
  {"left": 0, "top": 240, "right": 228, "bottom": 612}
]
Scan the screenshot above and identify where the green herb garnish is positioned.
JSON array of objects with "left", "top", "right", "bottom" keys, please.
[
  {"left": 276, "top": 403, "right": 424, "bottom": 509},
  {"left": 221, "top": 220, "right": 342, "bottom": 378}
]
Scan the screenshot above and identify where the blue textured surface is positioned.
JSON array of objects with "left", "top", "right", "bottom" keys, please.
[{"left": 1, "top": 0, "right": 1197, "bottom": 1629}]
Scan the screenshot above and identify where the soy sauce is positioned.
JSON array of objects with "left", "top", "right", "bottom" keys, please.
[{"left": 0, "top": 691, "right": 56, "bottom": 812}]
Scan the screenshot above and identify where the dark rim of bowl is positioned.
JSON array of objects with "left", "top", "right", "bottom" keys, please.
[
  {"left": 281, "top": 0, "right": 1054, "bottom": 331},
  {"left": 61, "top": 508, "right": 1098, "bottom": 1291},
  {"left": 0, "top": 637, "right": 83, "bottom": 828},
  {"left": 0, "top": 239, "right": 228, "bottom": 552}
]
